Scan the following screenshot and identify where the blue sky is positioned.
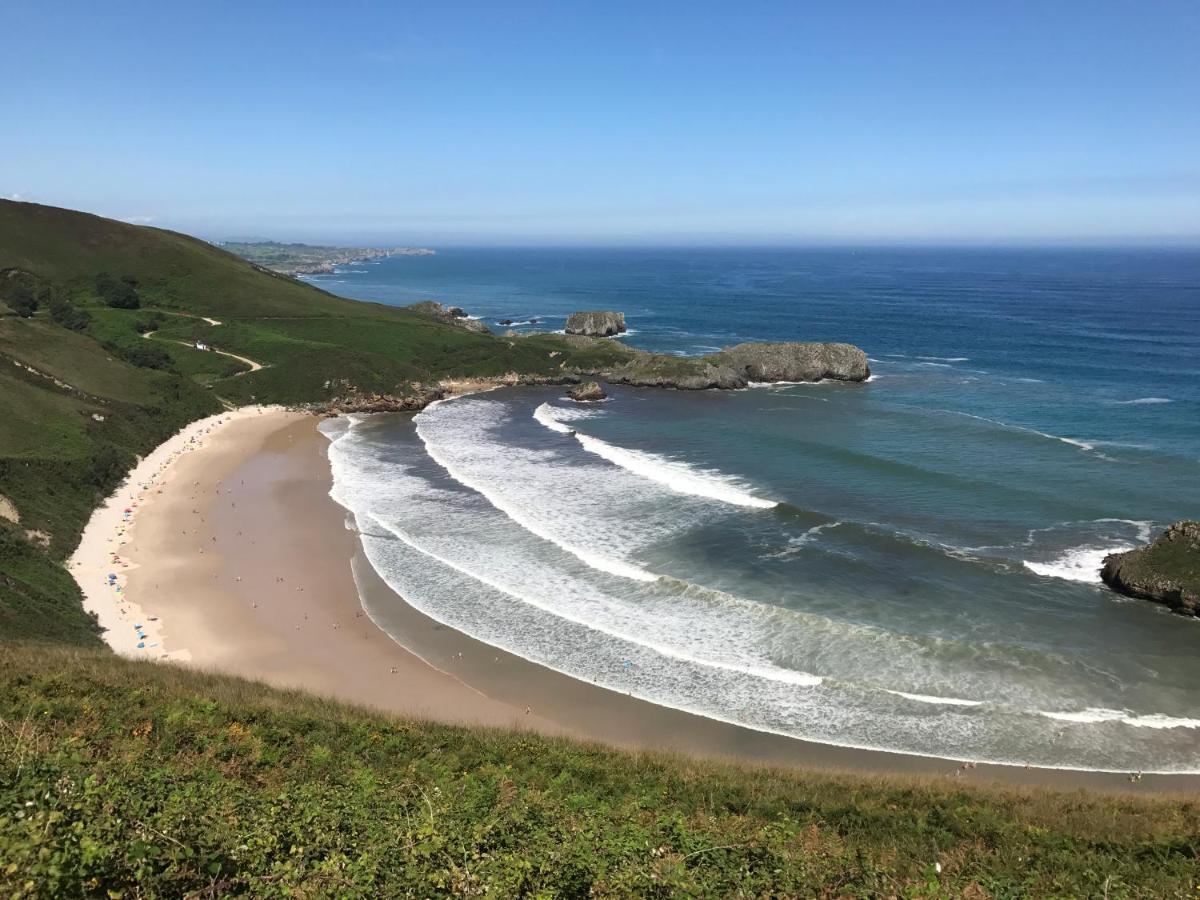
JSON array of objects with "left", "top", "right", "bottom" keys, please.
[{"left": 3, "top": 0, "right": 1198, "bottom": 244}]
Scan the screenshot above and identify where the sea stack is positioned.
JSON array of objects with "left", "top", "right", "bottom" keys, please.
[
  {"left": 565, "top": 310, "right": 627, "bottom": 337},
  {"left": 567, "top": 381, "right": 607, "bottom": 402},
  {"left": 1101, "top": 521, "right": 1200, "bottom": 616}
]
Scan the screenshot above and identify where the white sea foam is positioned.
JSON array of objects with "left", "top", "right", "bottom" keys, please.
[
  {"left": 574, "top": 434, "right": 776, "bottom": 508},
  {"left": 917, "top": 356, "right": 969, "bottom": 362},
  {"left": 886, "top": 691, "right": 985, "bottom": 707},
  {"left": 532, "top": 403, "right": 574, "bottom": 434},
  {"left": 1111, "top": 397, "right": 1173, "bottom": 405},
  {"left": 533, "top": 404, "right": 777, "bottom": 508},
  {"left": 416, "top": 404, "right": 657, "bottom": 581},
  {"left": 1023, "top": 547, "right": 1123, "bottom": 583},
  {"left": 372, "top": 516, "right": 823, "bottom": 687},
  {"left": 1022, "top": 519, "right": 1153, "bottom": 583},
  {"left": 1039, "top": 709, "right": 1200, "bottom": 729}
]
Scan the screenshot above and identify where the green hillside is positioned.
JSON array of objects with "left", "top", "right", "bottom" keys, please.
[
  {"left": 0, "top": 199, "right": 629, "bottom": 644},
  {"left": 3, "top": 643, "right": 1197, "bottom": 898}
]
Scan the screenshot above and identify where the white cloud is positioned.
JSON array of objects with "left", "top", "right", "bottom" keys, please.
[
  {"left": 121, "top": 215, "right": 156, "bottom": 225},
  {"left": 3, "top": 192, "right": 27, "bottom": 201}
]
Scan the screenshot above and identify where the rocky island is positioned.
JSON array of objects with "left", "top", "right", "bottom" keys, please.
[
  {"left": 566, "top": 310, "right": 627, "bottom": 336},
  {"left": 221, "top": 240, "right": 435, "bottom": 276},
  {"left": 1101, "top": 521, "right": 1200, "bottom": 616}
]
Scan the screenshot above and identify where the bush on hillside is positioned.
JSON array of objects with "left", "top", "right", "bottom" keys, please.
[
  {"left": 95, "top": 272, "right": 140, "bottom": 309},
  {"left": 48, "top": 291, "right": 91, "bottom": 331},
  {"left": 111, "top": 340, "right": 173, "bottom": 370},
  {"left": 4, "top": 284, "right": 37, "bottom": 317}
]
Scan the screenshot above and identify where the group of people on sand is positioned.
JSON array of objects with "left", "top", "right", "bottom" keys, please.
[{"left": 82, "top": 416, "right": 232, "bottom": 659}]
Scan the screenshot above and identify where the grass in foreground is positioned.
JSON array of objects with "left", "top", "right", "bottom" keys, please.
[{"left": 2, "top": 644, "right": 1198, "bottom": 897}]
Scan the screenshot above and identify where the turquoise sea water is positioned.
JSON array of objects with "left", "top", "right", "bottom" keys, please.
[{"left": 313, "top": 248, "right": 1200, "bottom": 771}]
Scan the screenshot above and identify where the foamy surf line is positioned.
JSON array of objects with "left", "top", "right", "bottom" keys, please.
[
  {"left": 416, "top": 405, "right": 657, "bottom": 581},
  {"left": 1039, "top": 709, "right": 1200, "bottom": 730},
  {"left": 534, "top": 403, "right": 778, "bottom": 509},
  {"left": 369, "top": 515, "right": 823, "bottom": 688}
]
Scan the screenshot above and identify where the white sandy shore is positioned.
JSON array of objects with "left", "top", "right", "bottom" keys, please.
[{"left": 69, "top": 405, "right": 292, "bottom": 659}]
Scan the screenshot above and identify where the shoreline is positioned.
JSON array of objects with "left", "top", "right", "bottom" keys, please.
[{"left": 70, "top": 406, "right": 1200, "bottom": 794}]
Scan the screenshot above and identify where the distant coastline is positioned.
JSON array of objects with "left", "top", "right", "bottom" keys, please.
[{"left": 219, "top": 240, "right": 435, "bottom": 276}]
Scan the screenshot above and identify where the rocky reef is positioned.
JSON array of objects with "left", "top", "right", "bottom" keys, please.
[
  {"left": 1101, "top": 521, "right": 1200, "bottom": 616},
  {"left": 567, "top": 381, "right": 607, "bottom": 402},
  {"left": 405, "top": 301, "right": 492, "bottom": 334},
  {"left": 566, "top": 311, "right": 627, "bottom": 337}
]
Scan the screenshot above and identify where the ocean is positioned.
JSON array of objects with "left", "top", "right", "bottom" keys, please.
[{"left": 310, "top": 247, "right": 1200, "bottom": 772}]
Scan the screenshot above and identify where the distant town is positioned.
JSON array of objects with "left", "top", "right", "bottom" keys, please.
[{"left": 219, "top": 240, "right": 434, "bottom": 276}]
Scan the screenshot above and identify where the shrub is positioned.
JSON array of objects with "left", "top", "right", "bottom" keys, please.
[
  {"left": 114, "top": 341, "right": 173, "bottom": 370},
  {"left": 95, "top": 271, "right": 140, "bottom": 309},
  {"left": 5, "top": 284, "right": 37, "bottom": 317},
  {"left": 48, "top": 292, "right": 91, "bottom": 331}
]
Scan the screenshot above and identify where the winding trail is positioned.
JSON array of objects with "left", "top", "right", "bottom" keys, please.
[{"left": 141, "top": 311, "right": 265, "bottom": 376}]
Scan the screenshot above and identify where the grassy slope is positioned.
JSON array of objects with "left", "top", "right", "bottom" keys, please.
[
  {"left": 2, "top": 644, "right": 1198, "bottom": 898},
  {"left": 0, "top": 199, "right": 630, "bottom": 644}
]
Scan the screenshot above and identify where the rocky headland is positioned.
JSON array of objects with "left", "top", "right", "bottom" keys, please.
[
  {"left": 323, "top": 308, "right": 870, "bottom": 412},
  {"left": 1101, "top": 521, "right": 1200, "bottom": 616}
]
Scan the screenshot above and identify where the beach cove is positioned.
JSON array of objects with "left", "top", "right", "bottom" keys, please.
[{"left": 69, "top": 402, "right": 1200, "bottom": 794}]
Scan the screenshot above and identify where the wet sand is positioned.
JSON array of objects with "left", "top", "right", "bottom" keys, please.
[{"left": 106, "top": 410, "right": 1199, "bottom": 795}]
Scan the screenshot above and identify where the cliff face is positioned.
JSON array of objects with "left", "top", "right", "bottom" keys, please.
[
  {"left": 1101, "top": 521, "right": 1200, "bottom": 616},
  {"left": 565, "top": 311, "right": 627, "bottom": 337}
]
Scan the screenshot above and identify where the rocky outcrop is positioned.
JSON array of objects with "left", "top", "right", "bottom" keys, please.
[
  {"left": 604, "top": 355, "right": 745, "bottom": 390},
  {"left": 565, "top": 311, "right": 627, "bottom": 337},
  {"left": 313, "top": 385, "right": 447, "bottom": 415},
  {"left": 580, "top": 341, "right": 870, "bottom": 391},
  {"left": 406, "top": 301, "right": 491, "bottom": 334},
  {"left": 1101, "top": 521, "right": 1200, "bottom": 616},
  {"left": 710, "top": 342, "right": 870, "bottom": 383},
  {"left": 567, "top": 381, "right": 607, "bottom": 402}
]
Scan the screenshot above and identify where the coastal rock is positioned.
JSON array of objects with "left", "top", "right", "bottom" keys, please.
[
  {"left": 406, "top": 301, "right": 492, "bottom": 334},
  {"left": 566, "top": 381, "right": 607, "bottom": 402},
  {"left": 1101, "top": 521, "right": 1200, "bottom": 616},
  {"left": 565, "top": 310, "right": 627, "bottom": 337},
  {"left": 315, "top": 385, "right": 446, "bottom": 415},
  {"left": 710, "top": 342, "right": 870, "bottom": 383}
]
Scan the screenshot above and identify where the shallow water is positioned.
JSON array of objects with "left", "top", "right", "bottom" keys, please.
[{"left": 315, "top": 247, "right": 1200, "bottom": 772}]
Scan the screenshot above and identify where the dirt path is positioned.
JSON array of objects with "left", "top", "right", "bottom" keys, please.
[{"left": 141, "top": 320, "right": 264, "bottom": 375}]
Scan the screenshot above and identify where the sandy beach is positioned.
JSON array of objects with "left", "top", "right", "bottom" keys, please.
[{"left": 71, "top": 407, "right": 1200, "bottom": 794}]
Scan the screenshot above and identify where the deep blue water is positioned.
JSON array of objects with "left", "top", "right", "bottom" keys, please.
[{"left": 314, "top": 248, "right": 1200, "bottom": 771}]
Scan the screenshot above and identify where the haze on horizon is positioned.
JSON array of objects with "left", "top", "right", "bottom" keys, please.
[{"left": 3, "top": 0, "right": 1198, "bottom": 247}]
